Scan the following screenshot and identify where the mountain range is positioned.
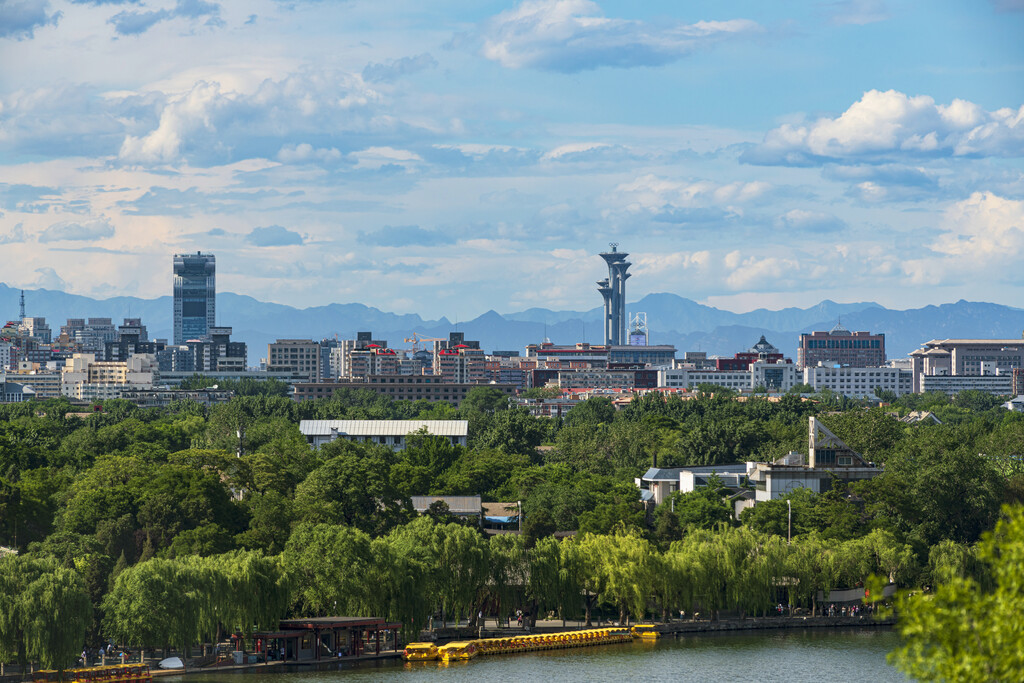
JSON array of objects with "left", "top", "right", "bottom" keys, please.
[{"left": 2, "top": 283, "right": 1022, "bottom": 365}]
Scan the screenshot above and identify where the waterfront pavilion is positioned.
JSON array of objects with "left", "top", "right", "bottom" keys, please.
[{"left": 237, "top": 616, "right": 402, "bottom": 663}]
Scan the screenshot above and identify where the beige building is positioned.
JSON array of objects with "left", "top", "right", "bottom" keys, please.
[
  {"left": 61, "top": 353, "right": 156, "bottom": 399},
  {"left": 267, "top": 339, "right": 321, "bottom": 382},
  {"left": 9, "top": 362, "right": 62, "bottom": 398}
]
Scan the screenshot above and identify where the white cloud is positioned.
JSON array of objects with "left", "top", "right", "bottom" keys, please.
[
  {"left": 0, "top": 223, "right": 26, "bottom": 244},
  {"left": 542, "top": 141, "right": 611, "bottom": 160},
  {"left": 119, "top": 81, "right": 223, "bottom": 165},
  {"left": 632, "top": 250, "right": 712, "bottom": 276},
  {"left": 350, "top": 146, "right": 423, "bottom": 170},
  {"left": 38, "top": 217, "right": 114, "bottom": 242},
  {"left": 774, "top": 209, "right": 846, "bottom": 232},
  {"left": 30, "top": 266, "right": 67, "bottom": 290},
  {"left": 613, "top": 174, "right": 770, "bottom": 213},
  {"left": 277, "top": 143, "right": 342, "bottom": 164},
  {"left": 933, "top": 191, "right": 1024, "bottom": 258},
  {"left": 744, "top": 90, "right": 1024, "bottom": 165},
  {"left": 117, "top": 71, "right": 384, "bottom": 166},
  {"left": 479, "top": 0, "right": 760, "bottom": 72},
  {"left": 725, "top": 254, "right": 801, "bottom": 289}
]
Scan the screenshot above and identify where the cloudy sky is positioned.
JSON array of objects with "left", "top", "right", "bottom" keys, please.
[{"left": 1, "top": 0, "right": 1023, "bottom": 319}]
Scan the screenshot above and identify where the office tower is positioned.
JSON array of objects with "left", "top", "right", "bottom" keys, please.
[
  {"left": 173, "top": 252, "right": 216, "bottom": 345},
  {"left": 597, "top": 244, "right": 631, "bottom": 346},
  {"left": 797, "top": 324, "right": 886, "bottom": 369}
]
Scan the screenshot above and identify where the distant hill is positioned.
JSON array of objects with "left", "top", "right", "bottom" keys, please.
[{"left": 2, "top": 283, "right": 1021, "bottom": 364}]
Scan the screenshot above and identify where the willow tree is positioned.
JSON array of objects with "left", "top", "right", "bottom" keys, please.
[
  {"left": 169, "top": 555, "right": 224, "bottom": 654},
  {"left": 366, "top": 535, "right": 432, "bottom": 640},
  {"left": 363, "top": 517, "right": 441, "bottom": 640},
  {"left": 526, "top": 536, "right": 563, "bottom": 627},
  {"left": 786, "top": 534, "right": 839, "bottom": 616},
  {"left": 927, "top": 539, "right": 986, "bottom": 587},
  {"left": 1, "top": 556, "right": 91, "bottom": 672},
  {"left": 595, "top": 529, "right": 655, "bottom": 624},
  {"left": 21, "top": 567, "right": 93, "bottom": 671},
  {"left": 572, "top": 533, "right": 610, "bottom": 626},
  {"left": 103, "top": 558, "right": 196, "bottom": 653},
  {"left": 730, "top": 528, "right": 787, "bottom": 618},
  {"left": 282, "top": 522, "right": 374, "bottom": 616},
  {"left": 218, "top": 551, "right": 290, "bottom": 637},
  {"left": 677, "top": 528, "right": 730, "bottom": 620},
  {"left": 663, "top": 542, "right": 698, "bottom": 617},
  {"left": 179, "top": 550, "right": 289, "bottom": 650},
  {"left": 488, "top": 533, "right": 528, "bottom": 625},
  {"left": 429, "top": 522, "right": 489, "bottom": 626}
]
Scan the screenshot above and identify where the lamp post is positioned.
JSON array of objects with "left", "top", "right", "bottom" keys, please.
[{"left": 787, "top": 499, "right": 792, "bottom": 544}]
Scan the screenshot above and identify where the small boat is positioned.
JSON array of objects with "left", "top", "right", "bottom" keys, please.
[
  {"left": 402, "top": 643, "right": 439, "bottom": 661},
  {"left": 630, "top": 624, "right": 660, "bottom": 639},
  {"left": 438, "top": 641, "right": 478, "bottom": 662}
]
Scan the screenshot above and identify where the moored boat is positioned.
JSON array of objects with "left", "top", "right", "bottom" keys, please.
[
  {"left": 402, "top": 642, "right": 439, "bottom": 661},
  {"left": 631, "top": 624, "right": 660, "bottom": 639}
]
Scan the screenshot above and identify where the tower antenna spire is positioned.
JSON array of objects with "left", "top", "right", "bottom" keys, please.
[{"left": 19, "top": 290, "right": 25, "bottom": 319}]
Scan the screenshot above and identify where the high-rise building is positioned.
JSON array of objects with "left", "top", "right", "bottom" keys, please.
[
  {"left": 797, "top": 324, "right": 885, "bottom": 369},
  {"left": 598, "top": 244, "right": 631, "bottom": 346},
  {"left": 173, "top": 252, "right": 216, "bottom": 345}
]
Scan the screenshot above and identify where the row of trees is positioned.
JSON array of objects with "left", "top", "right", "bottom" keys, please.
[{"left": 1, "top": 514, "right": 927, "bottom": 670}]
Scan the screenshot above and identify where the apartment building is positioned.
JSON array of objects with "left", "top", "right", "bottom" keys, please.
[
  {"left": 803, "top": 365, "right": 912, "bottom": 398},
  {"left": 267, "top": 339, "right": 321, "bottom": 382}
]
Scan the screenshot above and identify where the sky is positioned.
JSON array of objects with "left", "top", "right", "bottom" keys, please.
[{"left": 1, "top": 0, "right": 1023, "bottom": 320}]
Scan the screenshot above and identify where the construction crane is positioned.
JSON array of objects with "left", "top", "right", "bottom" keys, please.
[{"left": 403, "top": 333, "right": 445, "bottom": 352}]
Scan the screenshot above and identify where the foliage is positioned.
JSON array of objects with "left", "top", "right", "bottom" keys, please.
[
  {"left": 889, "top": 505, "right": 1024, "bottom": 682},
  {"left": 0, "top": 384, "right": 1020, "bottom": 658}
]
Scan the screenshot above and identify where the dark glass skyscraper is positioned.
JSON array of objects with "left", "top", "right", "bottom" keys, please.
[{"left": 173, "top": 252, "right": 216, "bottom": 344}]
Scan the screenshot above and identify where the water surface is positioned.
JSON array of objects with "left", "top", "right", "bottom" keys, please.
[{"left": 181, "top": 629, "right": 903, "bottom": 683}]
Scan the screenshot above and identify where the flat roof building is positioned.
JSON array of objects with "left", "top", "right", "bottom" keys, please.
[
  {"left": 798, "top": 324, "right": 885, "bottom": 369},
  {"left": 299, "top": 419, "right": 469, "bottom": 450}
]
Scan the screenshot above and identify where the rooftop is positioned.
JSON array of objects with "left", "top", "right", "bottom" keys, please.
[
  {"left": 411, "top": 495, "right": 482, "bottom": 514},
  {"left": 299, "top": 419, "right": 468, "bottom": 437}
]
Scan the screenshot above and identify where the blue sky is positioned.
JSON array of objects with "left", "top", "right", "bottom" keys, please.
[{"left": 1, "top": 0, "right": 1023, "bottom": 319}]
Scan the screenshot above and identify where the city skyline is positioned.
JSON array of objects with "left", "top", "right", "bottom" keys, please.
[{"left": 1, "top": 1, "right": 1023, "bottom": 320}]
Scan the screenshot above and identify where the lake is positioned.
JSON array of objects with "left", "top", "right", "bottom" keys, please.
[{"left": 181, "top": 628, "right": 905, "bottom": 682}]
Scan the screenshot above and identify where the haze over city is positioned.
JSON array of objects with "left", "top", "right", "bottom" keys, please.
[{"left": 1, "top": 0, "right": 1023, "bottom": 319}]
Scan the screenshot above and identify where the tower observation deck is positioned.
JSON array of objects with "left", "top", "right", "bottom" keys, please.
[{"left": 598, "top": 244, "right": 631, "bottom": 346}]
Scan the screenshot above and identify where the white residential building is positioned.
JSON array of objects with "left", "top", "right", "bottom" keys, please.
[
  {"left": 299, "top": 419, "right": 469, "bottom": 450},
  {"left": 802, "top": 365, "right": 912, "bottom": 398},
  {"left": 658, "top": 368, "right": 754, "bottom": 392},
  {"left": 921, "top": 373, "right": 1013, "bottom": 396},
  {"left": 60, "top": 353, "right": 156, "bottom": 398}
]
